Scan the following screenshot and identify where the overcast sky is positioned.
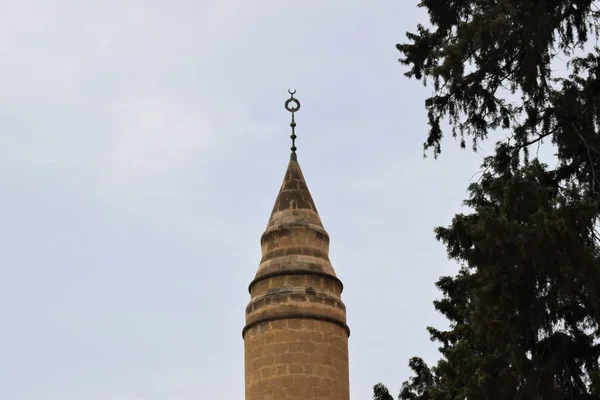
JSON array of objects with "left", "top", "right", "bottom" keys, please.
[{"left": 0, "top": 1, "right": 509, "bottom": 399}]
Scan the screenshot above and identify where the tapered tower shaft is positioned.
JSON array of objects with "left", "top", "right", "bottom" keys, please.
[{"left": 243, "top": 92, "right": 350, "bottom": 400}]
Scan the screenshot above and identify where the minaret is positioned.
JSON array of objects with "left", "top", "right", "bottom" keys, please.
[{"left": 243, "top": 91, "right": 350, "bottom": 400}]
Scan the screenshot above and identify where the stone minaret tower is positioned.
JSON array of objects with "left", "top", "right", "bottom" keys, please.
[{"left": 243, "top": 91, "right": 350, "bottom": 400}]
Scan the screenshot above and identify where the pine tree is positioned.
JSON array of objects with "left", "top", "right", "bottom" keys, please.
[
  {"left": 375, "top": 0, "right": 600, "bottom": 398},
  {"left": 374, "top": 383, "right": 396, "bottom": 400}
]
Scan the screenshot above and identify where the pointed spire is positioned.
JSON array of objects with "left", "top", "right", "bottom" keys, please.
[
  {"left": 266, "top": 157, "right": 323, "bottom": 230},
  {"left": 244, "top": 93, "right": 349, "bottom": 400},
  {"left": 285, "top": 89, "right": 301, "bottom": 160},
  {"left": 268, "top": 90, "right": 321, "bottom": 229}
]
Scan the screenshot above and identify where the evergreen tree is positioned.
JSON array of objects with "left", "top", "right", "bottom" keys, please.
[
  {"left": 374, "top": 383, "right": 396, "bottom": 400},
  {"left": 376, "top": 0, "right": 600, "bottom": 398}
]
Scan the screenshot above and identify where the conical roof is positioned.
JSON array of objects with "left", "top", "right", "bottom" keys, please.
[
  {"left": 245, "top": 155, "right": 347, "bottom": 334},
  {"left": 250, "top": 156, "right": 339, "bottom": 284},
  {"left": 243, "top": 91, "right": 349, "bottom": 349},
  {"left": 266, "top": 158, "right": 323, "bottom": 230}
]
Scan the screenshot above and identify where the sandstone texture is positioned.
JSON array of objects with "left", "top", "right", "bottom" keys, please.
[{"left": 244, "top": 159, "right": 350, "bottom": 400}]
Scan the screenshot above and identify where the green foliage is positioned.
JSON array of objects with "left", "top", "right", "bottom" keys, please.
[
  {"left": 377, "top": 148, "right": 600, "bottom": 399},
  {"left": 398, "top": 0, "right": 600, "bottom": 165},
  {"left": 374, "top": 383, "right": 396, "bottom": 400},
  {"left": 375, "top": 0, "right": 600, "bottom": 398}
]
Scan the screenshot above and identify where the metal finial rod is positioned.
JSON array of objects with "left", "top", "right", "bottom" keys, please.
[{"left": 284, "top": 89, "right": 301, "bottom": 160}]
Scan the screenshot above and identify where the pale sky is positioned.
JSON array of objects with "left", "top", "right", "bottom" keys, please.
[{"left": 0, "top": 1, "right": 499, "bottom": 399}]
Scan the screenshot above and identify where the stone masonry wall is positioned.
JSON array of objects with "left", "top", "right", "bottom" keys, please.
[
  {"left": 244, "top": 159, "right": 350, "bottom": 400},
  {"left": 245, "top": 319, "right": 349, "bottom": 400}
]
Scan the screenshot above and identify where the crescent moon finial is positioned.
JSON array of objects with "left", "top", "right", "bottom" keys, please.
[{"left": 284, "top": 90, "right": 300, "bottom": 160}]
